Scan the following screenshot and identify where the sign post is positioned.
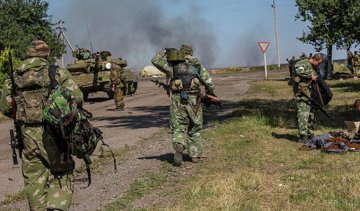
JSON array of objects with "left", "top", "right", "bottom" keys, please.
[{"left": 258, "top": 42, "right": 270, "bottom": 80}]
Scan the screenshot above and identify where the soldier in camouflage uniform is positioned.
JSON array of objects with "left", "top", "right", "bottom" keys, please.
[
  {"left": 151, "top": 44, "right": 214, "bottom": 166},
  {"left": 293, "top": 53, "right": 323, "bottom": 142},
  {"left": 110, "top": 60, "right": 126, "bottom": 110},
  {"left": 0, "top": 40, "right": 83, "bottom": 211}
]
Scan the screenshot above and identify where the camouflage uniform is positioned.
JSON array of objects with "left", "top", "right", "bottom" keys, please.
[
  {"left": 293, "top": 59, "right": 317, "bottom": 141},
  {"left": 110, "top": 65, "right": 125, "bottom": 110},
  {"left": 353, "top": 52, "right": 360, "bottom": 76},
  {"left": 151, "top": 49, "right": 214, "bottom": 164},
  {"left": 0, "top": 41, "right": 83, "bottom": 211}
]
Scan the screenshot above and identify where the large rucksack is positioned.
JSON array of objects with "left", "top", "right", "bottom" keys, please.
[
  {"left": 310, "top": 77, "right": 333, "bottom": 107},
  {"left": 43, "top": 77, "right": 116, "bottom": 186}
]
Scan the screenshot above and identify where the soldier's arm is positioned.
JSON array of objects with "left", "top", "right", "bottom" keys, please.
[
  {"left": 187, "top": 56, "right": 215, "bottom": 90},
  {"left": 57, "top": 68, "right": 84, "bottom": 105},
  {"left": 151, "top": 50, "right": 173, "bottom": 77},
  {"left": 0, "top": 79, "right": 13, "bottom": 117}
]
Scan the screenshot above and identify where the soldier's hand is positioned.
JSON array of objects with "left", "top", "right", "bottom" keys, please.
[{"left": 311, "top": 75, "right": 317, "bottom": 81}]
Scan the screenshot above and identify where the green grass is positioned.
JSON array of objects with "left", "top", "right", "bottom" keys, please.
[
  {"left": 105, "top": 166, "right": 170, "bottom": 211},
  {"left": 1, "top": 189, "right": 27, "bottom": 206},
  {"left": 168, "top": 77, "right": 360, "bottom": 210}
]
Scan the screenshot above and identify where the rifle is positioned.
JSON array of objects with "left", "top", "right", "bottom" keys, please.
[
  {"left": 192, "top": 69, "right": 221, "bottom": 107},
  {"left": 150, "top": 79, "right": 170, "bottom": 96},
  {"left": 8, "top": 51, "right": 23, "bottom": 165},
  {"left": 299, "top": 88, "right": 333, "bottom": 121}
]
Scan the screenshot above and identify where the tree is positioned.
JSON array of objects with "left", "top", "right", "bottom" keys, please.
[
  {"left": 0, "top": 48, "right": 21, "bottom": 87},
  {"left": 295, "top": 0, "right": 360, "bottom": 61},
  {"left": 0, "top": 0, "right": 64, "bottom": 61}
]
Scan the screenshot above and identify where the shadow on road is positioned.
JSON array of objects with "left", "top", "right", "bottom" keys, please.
[
  {"left": 137, "top": 153, "right": 193, "bottom": 164},
  {"left": 92, "top": 105, "right": 170, "bottom": 129}
]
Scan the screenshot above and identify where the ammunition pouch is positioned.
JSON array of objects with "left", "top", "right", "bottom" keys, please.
[{"left": 171, "top": 62, "right": 199, "bottom": 92}]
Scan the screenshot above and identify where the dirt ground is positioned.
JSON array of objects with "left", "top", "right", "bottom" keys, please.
[{"left": 0, "top": 70, "right": 285, "bottom": 210}]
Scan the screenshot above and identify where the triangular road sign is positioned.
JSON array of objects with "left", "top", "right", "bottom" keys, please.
[{"left": 258, "top": 42, "right": 270, "bottom": 54}]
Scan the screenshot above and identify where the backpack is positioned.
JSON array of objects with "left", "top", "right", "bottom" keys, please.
[
  {"left": 310, "top": 77, "right": 333, "bottom": 107},
  {"left": 14, "top": 58, "right": 51, "bottom": 124},
  {"left": 42, "top": 70, "right": 116, "bottom": 186}
]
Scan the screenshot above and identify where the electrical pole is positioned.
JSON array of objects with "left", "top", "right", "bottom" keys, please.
[
  {"left": 272, "top": 0, "right": 281, "bottom": 69},
  {"left": 56, "top": 20, "right": 75, "bottom": 67}
]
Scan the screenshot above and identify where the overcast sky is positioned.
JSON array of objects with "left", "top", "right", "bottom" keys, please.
[{"left": 46, "top": 0, "right": 351, "bottom": 69}]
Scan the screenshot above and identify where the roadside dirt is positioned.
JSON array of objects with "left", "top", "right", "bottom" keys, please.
[{"left": 0, "top": 70, "right": 286, "bottom": 210}]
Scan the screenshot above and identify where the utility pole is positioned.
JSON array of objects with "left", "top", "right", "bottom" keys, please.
[
  {"left": 56, "top": 20, "right": 75, "bottom": 67},
  {"left": 272, "top": 0, "right": 281, "bottom": 69}
]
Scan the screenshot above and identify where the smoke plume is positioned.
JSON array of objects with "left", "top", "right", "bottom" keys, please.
[{"left": 57, "top": 0, "right": 218, "bottom": 68}]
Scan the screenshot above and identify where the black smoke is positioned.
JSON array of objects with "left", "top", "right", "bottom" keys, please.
[{"left": 55, "top": 0, "right": 217, "bottom": 68}]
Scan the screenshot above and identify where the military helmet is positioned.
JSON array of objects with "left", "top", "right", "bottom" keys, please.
[
  {"left": 180, "top": 44, "right": 193, "bottom": 56},
  {"left": 27, "top": 40, "right": 50, "bottom": 58}
]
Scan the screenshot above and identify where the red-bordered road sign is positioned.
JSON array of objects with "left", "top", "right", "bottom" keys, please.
[{"left": 258, "top": 42, "right": 270, "bottom": 54}]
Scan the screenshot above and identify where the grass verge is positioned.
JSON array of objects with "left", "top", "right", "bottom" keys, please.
[
  {"left": 168, "top": 77, "right": 360, "bottom": 210},
  {"left": 105, "top": 163, "right": 172, "bottom": 211}
]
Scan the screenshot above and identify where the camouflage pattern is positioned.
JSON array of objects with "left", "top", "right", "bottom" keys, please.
[
  {"left": 0, "top": 57, "right": 83, "bottom": 210},
  {"left": 292, "top": 59, "right": 317, "bottom": 140},
  {"left": 353, "top": 53, "right": 360, "bottom": 75},
  {"left": 170, "top": 94, "right": 203, "bottom": 157},
  {"left": 180, "top": 44, "right": 193, "bottom": 56},
  {"left": 151, "top": 50, "right": 214, "bottom": 158},
  {"left": 110, "top": 68, "right": 125, "bottom": 109},
  {"left": 27, "top": 40, "right": 49, "bottom": 58}
]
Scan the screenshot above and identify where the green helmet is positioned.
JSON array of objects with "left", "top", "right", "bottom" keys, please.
[{"left": 180, "top": 44, "right": 193, "bottom": 56}]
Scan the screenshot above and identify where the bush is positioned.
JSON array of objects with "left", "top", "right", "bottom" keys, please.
[{"left": 0, "top": 48, "right": 21, "bottom": 88}]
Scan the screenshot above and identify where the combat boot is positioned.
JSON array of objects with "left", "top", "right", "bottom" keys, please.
[
  {"left": 173, "top": 143, "right": 184, "bottom": 166},
  {"left": 298, "top": 135, "right": 308, "bottom": 143}
]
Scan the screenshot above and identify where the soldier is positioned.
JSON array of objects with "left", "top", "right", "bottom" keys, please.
[
  {"left": 0, "top": 40, "right": 83, "bottom": 210},
  {"left": 353, "top": 51, "right": 360, "bottom": 76},
  {"left": 292, "top": 53, "right": 323, "bottom": 143},
  {"left": 346, "top": 51, "right": 354, "bottom": 74},
  {"left": 110, "top": 58, "right": 126, "bottom": 110},
  {"left": 151, "top": 44, "right": 214, "bottom": 166},
  {"left": 286, "top": 56, "right": 297, "bottom": 77}
]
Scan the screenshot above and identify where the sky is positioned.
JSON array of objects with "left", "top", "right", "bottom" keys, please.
[{"left": 46, "top": 0, "right": 350, "bottom": 69}]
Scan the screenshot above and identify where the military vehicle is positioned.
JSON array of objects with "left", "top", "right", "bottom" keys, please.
[
  {"left": 66, "top": 48, "right": 137, "bottom": 100},
  {"left": 123, "top": 69, "right": 138, "bottom": 96}
]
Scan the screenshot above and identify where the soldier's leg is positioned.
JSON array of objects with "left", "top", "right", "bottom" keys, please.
[
  {"left": 307, "top": 107, "right": 315, "bottom": 139},
  {"left": 43, "top": 130, "right": 74, "bottom": 210},
  {"left": 170, "top": 95, "right": 189, "bottom": 165},
  {"left": 46, "top": 172, "right": 74, "bottom": 210},
  {"left": 186, "top": 96, "right": 203, "bottom": 160},
  {"left": 21, "top": 126, "right": 49, "bottom": 210},
  {"left": 296, "top": 99, "right": 312, "bottom": 141},
  {"left": 114, "top": 86, "right": 125, "bottom": 109}
]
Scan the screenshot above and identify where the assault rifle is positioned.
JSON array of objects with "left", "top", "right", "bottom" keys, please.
[
  {"left": 150, "top": 79, "right": 170, "bottom": 96},
  {"left": 299, "top": 88, "right": 333, "bottom": 121},
  {"left": 192, "top": 69, "right": 221, "bottom": 107},
  {"left": 8, "top": 52, "right": 23, "bottom": 165}
]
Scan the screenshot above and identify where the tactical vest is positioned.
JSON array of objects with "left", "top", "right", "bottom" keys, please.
[
  {"left": 14, "top": 58, "right": 51, "bottom": 124},
  {"left": 171, "top": 62, "right": 200, "bottom": 92}
]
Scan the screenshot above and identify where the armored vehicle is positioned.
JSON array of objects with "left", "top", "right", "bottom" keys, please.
[
  {"left": 123, "top": 69, "right": 138, "bottom": 96},
  {"left": 67, "top": 49, "right": 130, "bottom": 100}
]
